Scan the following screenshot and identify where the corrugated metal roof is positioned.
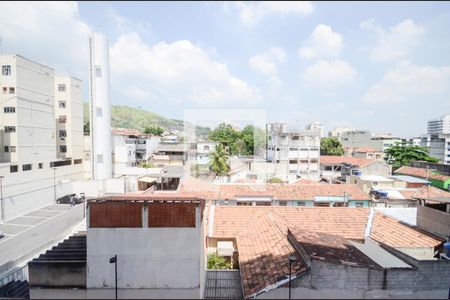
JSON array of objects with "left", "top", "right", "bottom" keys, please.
[{"left": 204, "top": 270, "right": 243, "bottom": 299}]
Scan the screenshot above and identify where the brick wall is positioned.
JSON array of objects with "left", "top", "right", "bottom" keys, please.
[
  {"left": 89, "top": 202, "right": 143, "bottom": 228},
  {"left": 148, "top": 203, "right": 196, "bottom": 227}
]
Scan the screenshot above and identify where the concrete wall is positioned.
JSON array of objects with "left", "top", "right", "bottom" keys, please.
[
  {"left": 29, "top": 261, "right": 86, "bottom": 288},
  {"left": 417, "top": 205, "right": 450, "bottom": 237},
  {"left": 30, "top": 287, "right": 200, "bottom": 299},
  {"left": 87, "top": 207, "right": 202, "bottom": 295}
]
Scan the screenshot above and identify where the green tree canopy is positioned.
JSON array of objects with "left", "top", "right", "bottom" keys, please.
[
  {"left": 320, "top": 137, "right": 344, "bottom": 156},
  {"left": 144, "top": 125, "right": 164, "bottom": 136},
  {"left": 209, "top": 144, "right": 230, "bottom": 177},
  {"left": 384, "top": 143, "right": 439, "bottom": 169}
]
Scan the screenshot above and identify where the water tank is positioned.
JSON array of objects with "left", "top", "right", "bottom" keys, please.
[{"left": 444, "top": 242, "right": 450, "bottom": 257}]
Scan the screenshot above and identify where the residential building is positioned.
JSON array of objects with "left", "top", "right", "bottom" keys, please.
[
  {"left": 340, "top": 131, "right": 402, "bottom": 159},
  {"left": 266, "top": 123, "right": 320, "bottom": 182},
  {"left": 328, "top": 126, "right": 356, "bottom": 138},
  {"left": 395, "top": 166, "right": 450, "bottom": 191},
  {"left": 370, "top": 185, "right": 450, "bottom": 208},
  {"left": 196, "top": 141, "right": 217, "bottom": 165},
  {"left": 305, "top": 121, "right": 324, "bottom": 138},
  {"left": 206, "top": 205, "right": 448, "bottom": 298},
  {"left": 54, "top": 76, "right": 84, "bottom": 161},
  {"left": 347, "top": 147, "right": 383, "bottom": 160},
  {"left": 28, "top": 196, "right": 205, "bottom": 299},
  {"left": 428, "top": 114, "right": 450, "bottom": 135},
  {"left": 320, "top": 156, "right": 391, "bottom": 182},
  {"left": 410, "top": 160, "right": 450, "bottom": 176}
]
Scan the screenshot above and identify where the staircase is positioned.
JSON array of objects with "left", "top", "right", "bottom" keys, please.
[{"left": 0, "top": 280, "right": 29, "bottom": 299}]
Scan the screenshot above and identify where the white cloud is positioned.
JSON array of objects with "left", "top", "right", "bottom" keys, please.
[
  {"left": 298, "top": 24, "right": 343, "bottom": 60},
  {"left": 249, "top": 47, "right": 286, "bottom": 76},
  {"left": 360, "top": 19, "right": 425, "bottom": 62},
  {"left": 228, "top": 1, "right": 314, "bottom": 26},
  {"left": 0, "top": 1, "right": 91, "bottom": 79},
  {"left": 110, "top": 33, "right": 262, "bottom": 106},
  {"left": 363, "top": 61, "right": 450, "bottom": 104},
  {"left": 302, "top": 60, "right": 356, "bottom": 90}
]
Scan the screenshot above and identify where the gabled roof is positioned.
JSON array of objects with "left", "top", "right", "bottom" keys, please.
[
  {"left": 320, "top": 156, "right": 377, "bottom": 167},
  {"left": 395, "top": 166, "right": 450, "bottom": 182},
  {"left": 354, "top": 147, "right": 378, "bottom": 153},
  {"left": 399, "top": 186, "right": 450, "bottom": 200}
]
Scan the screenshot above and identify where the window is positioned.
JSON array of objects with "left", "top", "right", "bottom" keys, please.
[
  {"left": 204, "top": 145, "right": 210, "bottom": 152},
  {"left": 38, "top": 163, "right": 43, "bottom": 169},
  {"left": 2, "top": 87, "right": 6, "bottom": 94},
  {"left": 354, "top": 201, "right": 364, "bottom": 208},
  {"left": 292, "top": 136, "right": 299, "bottom": 140},
  {"left": 74, "top": 159, "right": 82, "bottom": 164},
  {"left": 58, "top": 116, "right": 67, "bottom": 123},
  {"left": 4, "top": 146, "right": 8, "bottom": 152},
  {"left": 10, "top": 165, "right": 18, "bottom": 173},
  {"left": 324, "top": 166, "right": 332, "bottom": 171},
  {"left": 58, "top": 84, "right": 66, "bottom": 92},
  {"left": 279, "top": 201, "right": 288, "bottom": 206},
  {"left": 59, "top": 101, "right": 66, "bottom": 108},
  {"left": 295, "top": 201, "right": 306, "bottom": 206},
  {"left": 4, "top": 126, "right": 16, "bottom": 132},
  {"left": 9, "top": 87, "right": 14, "bottom": 94},
  {"left": 95, "top": 66, "right": 102, "bottom": 77},
  {"left": 59, "top": 130, "right": 67, "bottom": 138},
  {"left": 289, "top": 159, "right": 297, "bottom": 164},
  {"left": 289, "top": 170, "right": 297, "bottom": 174},
  {"left": 2, "top": 65, "right": 11, "bottom": 76},
  {"left": 289, "top": 147, "right": 298, "bottom": 151},
  {"left": 5, "top": 146, "right": 16, "bottom": 153},
  {"left": 3, "top": 107, "right": 15, "bottom": 113},
  {"left": 60, "top": 145, "right": 67, "bottom": 153},
  {"left": 22, "top": 164, "right": 32, "bottom": 171}
]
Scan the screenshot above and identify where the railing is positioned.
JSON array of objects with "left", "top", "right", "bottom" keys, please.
[{"left": 0, "top": 264, "right": 28, "bottom": 288}]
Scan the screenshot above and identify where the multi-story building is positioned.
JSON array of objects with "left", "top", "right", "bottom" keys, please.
[
  {"left": 328, "top": 126, "right": 356, "bottom": 138},
  {"left": 340, "top": 130, "right": 401, "bottom": 159},
  {"left": 306, "top": 121, "right": 324, "bottom": 138},
  {"left": 0, "top": 54, "right": 85, "bottom": 221},
  {"left": 428, "top": 114, "right": 450, "bottom": 135},
  {"left": 266, "top": 123, "right": 320, "bottom": 182},
  {"left": 54, "top": 76, "right": 84, "bottom": 161}
]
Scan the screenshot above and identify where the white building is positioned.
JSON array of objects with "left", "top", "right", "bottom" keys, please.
[
  {"left": 340, "top": 131, "right": 402, "bottom": 158},
  {"left": 0, "top": 54, "right": 85, "bottom": 221},
  {"left": 306, "top": 121, "right": 324, "bottom": 138},
  {"left": 328, "top": 126, "right": 356, "bottom": 138},
  {"left": 266, "top": 123, "right": 320, "bottom": 182},
  {"left": 428, "top": 114, "right": 450, "bottom": 135},
  {"left": 89, "top": 32, "right": 112, "bottom": 180},
  {"left": 196, "top": 141, "right": 217, "bottom": 165},
  {"left": 54, "top": 76, "right": 84, "bottom": 161}
]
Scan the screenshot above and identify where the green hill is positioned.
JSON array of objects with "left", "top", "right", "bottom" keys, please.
[{"left": 83, "top": 103, "right": 210, "bottom": 136}]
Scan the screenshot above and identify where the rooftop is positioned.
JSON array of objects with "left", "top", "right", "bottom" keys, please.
[
  {"left": 320, "top": 156, "right": 377, "bottom": 167},
  {"left": 389, "top": 175, "right": 431, "bottom": 184},
  {"left": 395, "top": 166, "right": 450, "bottom": 182}
]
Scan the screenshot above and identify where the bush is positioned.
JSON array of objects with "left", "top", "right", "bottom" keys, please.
[
  {"left": 267, "top": 177, "right": 284, "bottom": 183},
  {"left": 207, "top": 253, "right": 233, "bottom": 270}
]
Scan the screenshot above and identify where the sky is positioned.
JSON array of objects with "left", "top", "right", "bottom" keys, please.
[{"left": 1, "top": 1, "right": 450, "bottom": 137}]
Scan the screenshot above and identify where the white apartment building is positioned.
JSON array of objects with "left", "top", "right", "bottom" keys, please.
[
  {"left": 328, "top": 126, "right": 356, "bottom": 138},
  {"left": 196, "top": 141, "right": 217, "bottom": 165},
  {"left": 0, "top": 54, "right": 84, "bottom": 221},
  {"left": 266, "top": 123, "right": 320, "bottom": 182},
  {"left": 340, "top": 130, "right": 402, "bottom": 158},
  {"left": 55, "top": 76, "right": 84, "bottom": 161},
  {"left": 428, "top": 114, "right": 450, "bottom": 135},
  {"left": 306, "top": 121, "right": 325, "bottom": 138}
]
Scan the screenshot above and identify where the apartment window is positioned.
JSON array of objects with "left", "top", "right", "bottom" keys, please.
[
  {"left": 4, "top": 126, "right": 16, "bottom": 132},
  {"left": 59, "top": 130, "right": 67, "bottom": 138},
  {"left": 289, "top": 147, "right": 298, "bottom": 151},
  {"left": 9, "top": 87, "right": 15, "bottom": 94},
  {"left": 95, "top": 66, "right": 102, "bottom": 78},
  {"left": 324, "top": 166, "right": 333, "bottom": 171},
  {"left": 74, "top": 159, "right": 82, "bottom": 164},
  {"left": 2, "top": 65, "right": 11, "bottom": 76},
  {"left": 22, "top": 164, "right": 32, "bottom": 171},
  {"left": 2, "top": 87, "right": 6, "bottom": 94},
  {"left": 38, "top": 163, "right": 43, "bottom": 169},
  {"left": 58, "top": 84, "right": 66, "bottom": 92},
  {"left": 354, "top": 201, "right": 364, "bottom": 208},
  {"left": 3, "top": 107, "right": 15, "bottom": 113},
  {"left": 294, "top": 201, "right": 306, "bottom": 207},
  {"left": 10, "top": 165, "right": 18, "bottom": 173},
  {"left": 4, "top": 146, "right": 8, "bottom": 152},
  {"left": 289, "top": 160, "right": 298, "bottom": 164},
  {"left": 289, "top": 170, "right": 297, "bottom": 174},
  {"left": 279, "top": 201, "right": 288, "bottom": 206},
  {"left": 58, "top": 116, "right": 67, "bottom": 123},
  {"left": 59, "top": 101, "right": 66, "bottom": 108},
  {"left": 292, "top": 136, "right": 299, "bottom": 140},
  {"left": 60, "top": 145, "right": 67, "bottom": 153}
]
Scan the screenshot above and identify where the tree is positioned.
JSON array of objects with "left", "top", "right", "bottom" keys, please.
[
  {"left": 207, "top": 254, "right": 233, "bottom": 270},
  {"left": 240, "top": 125, "right": 266, "bottom": 156},
  {"left": 209, "top": 144, "right": 230, "bottom": 177},
  {"left": 144, "top": 125, "right": 164, "bottom": 136},
  {"left": 384, "top": 143, "right": 439, "bottom": 169},
  {"left": 208, "top": 123, "right": 241, "bottom": 155},
  {"left": 320, "top": 137, "right": 344, "bottom": 156},
  {"left": 83, "top": 121, "right": 90, "bottom": 135},
  {"left": 267, "top": 177, "right": 284, "bottom": 183}
]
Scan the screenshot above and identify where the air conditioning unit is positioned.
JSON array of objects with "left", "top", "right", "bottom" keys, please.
[{"left": 217, "top": 241, "right": 234, "bottom": 257}]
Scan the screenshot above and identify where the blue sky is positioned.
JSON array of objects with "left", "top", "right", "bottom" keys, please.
[{"left": 1, "top": 1, "right": 450, "bottom": 136}]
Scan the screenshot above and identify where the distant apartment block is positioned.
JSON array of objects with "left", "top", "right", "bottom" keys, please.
[
  {"left": 266, "top": 123, "right": 320, "bottom": 182},
  {"left": 305, "top": 121, "right": 324, "bottom": 138},
  {"left": 328, "top": 126, "right": 356, "bottom": 138},
  {"left": 428, "top": 114, "right": 450, "bottom": 135},
  {"left": 340, "top": 130, "right": 402, "bottom": 159},
  {"left": 54, "top": 76, "right": 84, "bottom": 161}
]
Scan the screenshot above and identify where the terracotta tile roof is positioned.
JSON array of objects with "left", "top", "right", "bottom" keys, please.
[
  {"left": 289, "top": 179, "right": 321, "bottom": 185},
  {"left": 289, "top": 228, "right": 381, "bottom": 269},
  {"left": 212, "top": 207, "right": 370, "bottom": 241},
  {"left": 399, "top": 186, "right": 450, "bottom": 199},
  {"left": 370, "top": 212, "right": 444, "bottom": 248},
  {"left": 320, "top": 155, "right": 376, "bottom": 167},
  {"left": 237, "top": 212, "right": 306, "bottom": 298},
  {"left": 354, "top": 147, "right": 377, "bottom": 153},
  {"left": 90, "top": 195, "right": 204, "bottom": 203},
  {"left": 395, "top": 166, "right": 450, "bottom": 182},
  {"left": 151, "top": 179, "right": 370, "bottom": 201}
]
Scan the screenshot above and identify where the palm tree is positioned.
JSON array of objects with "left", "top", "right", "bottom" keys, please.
[{"left": 209, "top": 144, "right": 230, "bottom": 177}]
